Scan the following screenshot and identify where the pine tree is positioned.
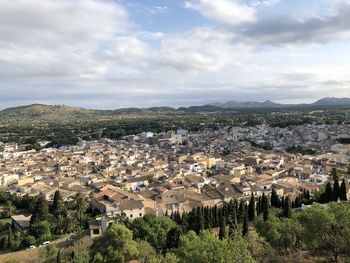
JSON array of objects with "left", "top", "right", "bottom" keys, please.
[
  {"left": 248, "top": 193, "right": 255, "bottom": 221},
  {"left": 242, "top": 209, "right": 248, "bottom": 237},
  {"left": 340, "top": 179, "right": 347, "bottom": 201},
  {"left": 283, "top": 196, "right": 291, "bottom": 218},
  {"left": 219, "top": 216, "right": 228, "bottom": 240}
]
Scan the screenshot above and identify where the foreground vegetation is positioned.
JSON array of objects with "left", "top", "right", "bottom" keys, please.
[{"left": 0, "top": 169, "right": 349, "bottom": 263}]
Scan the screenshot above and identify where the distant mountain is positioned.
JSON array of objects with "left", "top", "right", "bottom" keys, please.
[
  {"left": 311, "top": 97, "right": 350, "bottom": 106},
  {"left": 209, "top": 100, "right": 283, "bottom": 108},
  {"left": 1, "top": 97, "right": 350, "bottom": 123},
  {"left": 208, "top": 97, "right": 350, "bottom": 109}
]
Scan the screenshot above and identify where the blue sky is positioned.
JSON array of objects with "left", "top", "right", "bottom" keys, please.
[{"left": 0, "top": 0, "right": 349, "bottom": 109}]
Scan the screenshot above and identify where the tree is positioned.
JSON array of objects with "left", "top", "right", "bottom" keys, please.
[
  {"left": 255, "top": 216, "right": 301, "bottom": 254},
  {"left": 31, "top": 193, "right": 49, "bottom": 224},
  {"left": 75, "top": 193, "right": 88, "bottom": 223},
  {"left": 3, "top": 200, "right": 15, "bottom": 218},
  {"left": 52, "top": 190, "right": 63, "bottom": 215},
  {"left": 339, "top": 179, "right": 347, "bottom": 201},
  {"left": 283, "top": 196, "right": 291, "bottom": 218},
  {"left": 297, "top": 203, "right": 350, "bottom": 262},
  {"left": 271, "top": 188, "right": 279, "bottom": 207},
  {"left": 40, "top": 244, "right": 58, "bottom": 263},
  {"left": 323, "top": 182, "right": 333, "bottom": 203},
  {"left": 219, "top": 216, "right": 228, "bottom": 240},
  {"left": 131, "top": 215, "right": 176, "bottom": 249},
  {"left": 242, "top": 209, "right": 248, "bottom": 237},
  {"left": 333, "top": 178, "right": 340, "bottom": 201},
  {"left": 262, "top": 195, "right": 269, "bottom": 221},
  {"left": 136, "top": 240, "right": 156, "bottom": 263},
  {"left": 31, "top": 221, "right": 52, "bottom": 243},
  {"left": 90, "top": 223, "right": 138, "bottom": 263},
  {"left": 176, "top": 230, "right": 255, "bottom": 263},
  {"left": 248, "top": 194, "right": 256, "bottom": 221},
  {"left": 166, "top": 226, "right": 182, "bottom": 249}
]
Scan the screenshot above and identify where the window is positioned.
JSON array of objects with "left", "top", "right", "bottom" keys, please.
[
  {"left": 93, "top": 229, "right": 100, "bottom": 235},
  {"left": 130, "top": 214, "right": 133, "bottom": 218},
  {"left": 139, "top": 213, "right": 142, "bottom": 217}
]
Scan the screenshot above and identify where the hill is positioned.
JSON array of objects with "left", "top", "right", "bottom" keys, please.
[
  {"left": 311, "top": 97, "right": 350, "bottom": 106},
  {"left": 208, "top": 97, "right": 350, "bottom": 109}
]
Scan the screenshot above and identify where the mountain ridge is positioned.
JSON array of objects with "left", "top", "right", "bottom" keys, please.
[{"left": 0, "top": 97, "right": 350, "bottom": 118}]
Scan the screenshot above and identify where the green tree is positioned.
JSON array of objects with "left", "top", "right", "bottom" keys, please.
[
  {"left": 283, "top": 196, "right": 291, "bottom": 218},
  {"left": 136, "top": 240, "right": 156, "bottom": 263},
  {"left": 219, "top": 216, "right": 228, "bottom": 240},
  {"left": 74, "top": 193, "right": 88, "bottom": 223},
  {"left": 255, "top": 216, "right": 301, "bottom": 254},
  {"left": 271, "top": 188, "right": 279, "bottom": 208},
  {"left": 339, "top": 179, "right": 347, "bottom": 201},
  {"left": 3, "top": 200, "right": 15, "bottom": 218},
  {"left": 248, "top": 194, "right": 255, "bottom": 221},
  {"left": 31, "top": 193, "right": 49, "bottom": 224},
  {"left": 23, "top": 235, "right": 36, "bottom": 247},
  {"left": 323, "top": 182, "right": 333, "bottom": 203},
  {"left": 176, "top": 230, "right": 255, "bottom": 263},
  {"left": 90, "top": 224, "right": 138, "bottom": 263},
  {"left": 166, "top": 226, "right": 182, "bottom": 249},
  {"left": 40, "top": 244, "right": 58, "bottom": 263},
  {"left": 333, "top": 178, "right": 340, "bottom": 201},
  {"left": 31, "top": 221, "right": 52, "bottom": 243},
  {"left": 242, "top": 209, "right": 248, "bottom": 237},
  {"left": 262, "top": 195, "right": 269, "bottom": 221},
  {"left": 131, "top": 215, "right": 175, "bottom": 249},
  {"left": 52, "top": 190, "right": 63, "bottom": 214},
  {"left": 297, "top": 203, "right": 350, "bottom": 262}
]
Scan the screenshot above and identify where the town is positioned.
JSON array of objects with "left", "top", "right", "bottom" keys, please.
[{"left": 1, "top": 122, "right": 349, "bottom": 230}]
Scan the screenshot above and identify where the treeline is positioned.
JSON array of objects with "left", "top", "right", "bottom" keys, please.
[{"left": 0, "top": 191, "right": 92, "bottom": 252}]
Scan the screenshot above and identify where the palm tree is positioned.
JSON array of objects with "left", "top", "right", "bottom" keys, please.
[{"left": 75, "top": 193, "right": 88, "bottom": 223}]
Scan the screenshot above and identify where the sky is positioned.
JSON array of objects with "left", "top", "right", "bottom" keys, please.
[{"left": 1, "top": 0, "right": 350, "bottom": 109}]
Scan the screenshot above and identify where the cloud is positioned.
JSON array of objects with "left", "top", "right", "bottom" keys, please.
[
  {"left": 185, "top": 0, "right": 257, "bottom": 26},
  {"left": 185, "top": 0, "right": 350, "bottom": 45},
  {"left": 240, "top": 2, "right": 350, "bottom": 45},
  {"left": 0, "top": 0, "right": 350, "bottom": 109}
]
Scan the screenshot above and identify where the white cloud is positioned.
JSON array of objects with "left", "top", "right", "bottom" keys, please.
[{"left": 185, "top": 0, "right": 257, "bottom": 26}]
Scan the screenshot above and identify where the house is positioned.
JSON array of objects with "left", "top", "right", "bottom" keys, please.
[
  {"left": 91, "top": 184, "right": 145, "bottom": 220},
  {"left": 89, "top": 217, "right": 113, "bottom": 238},
  {"left": 11, "top": 215, "right": 31, "bottom": 232}
]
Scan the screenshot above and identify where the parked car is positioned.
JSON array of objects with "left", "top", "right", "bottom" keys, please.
[{"left": 42, "top": 241, "right": 51, "bottom": 246}]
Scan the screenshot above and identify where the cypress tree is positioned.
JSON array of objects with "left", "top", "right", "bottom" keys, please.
[
  {"left": 333, "top": 178, "right": 340, "bottom": 201},
  {"left": 262, "top": 195, "right": 269, "bottom": 221},
  {"left": 219, "top": 216, "right": 228, "bottom": 240},
  {"left": 242, "top": 208, "right": 248, "bottom": 237},
  {"left": 324, "top": 182, "right": 333, "bottom": 203},
  {"left": 248, "top": 193, "right": 255, "bottom": 221},
  {"left": 53, "top": 190, "right": 62, "bottom": 211},
  {"left": 256, "top": 196, "right": 261, "bottom": 215},
  {"left": 340, "top": 179, "right": 347, "bottom": 201},
  {"left": 238, "top": 200, "right": 244, "bottom": 223},
  {"left": 283, "top": 196, "right": 291, "bottom": 218},
  {"left": 271, "top": 188, "right": 279, "bottom": 207}
]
